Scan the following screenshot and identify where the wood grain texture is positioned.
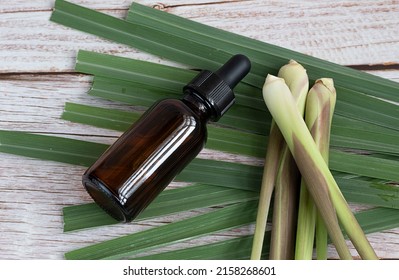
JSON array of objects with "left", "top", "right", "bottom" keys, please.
[
  {"left": 1, "top": 0, "right": 399, "bottom": 260},
  {"left": 0, "top": 0, "right": 398, "bottom": 73}
]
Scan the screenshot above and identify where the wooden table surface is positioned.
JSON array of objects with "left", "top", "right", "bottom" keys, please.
[{"left": 1, "top": 0, "right": 398, "bottom": 260}]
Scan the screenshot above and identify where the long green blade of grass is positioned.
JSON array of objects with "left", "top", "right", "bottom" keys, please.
[
  {"left": 330, "top": 151, "right": 399, "bottom": 183},
  {"left": 2, "top": 127, "right": 397, "bottom": 199},
  {"left": 65, "top": 201, "right": 258, "bottom": 259},
  {"left": 88, "top": 76, "right": 399, "bottom": 155},
  {"left": 65, "top": 201, "right": 399, "bottom": 260},
  {"left": 63, "top": 175, "right": 399, "bottom": 231},
  {"left": 62, "top": 102, "right": 268, "bottom": 158},
  {"left": 50, "top": 1, "right": 399, "bottom": 133},
  {"left": 132, "top": 207, "right": 399, "bottom": 260},
  {"left": 61, "top": 103, "right": 399, "bottom": 184},
  {"left": 134, "top": 234, "right": 271, "bottom": 260},
  {"left": 0, "top": 130, "right": 105, "bottom": 166},
  {"left": 63, "top": 101, "right": 399, "bottom": 162},
  {"left": 0, "top": 130, "right": 262, "bottom": 191},
  {"left": 64, "top": 184, "right": 259, "bottom": 232},
  {"left": 77, "top": 50, "right": 264, "bottom": 111},
  {"left": 2, "top": 129, "right": 399, "bottom": 236},
  {"left": 90, "top": 75, "right": 264, "bottom": 112},
  {"left": 76, "top": 50, "right": 399, "bottom": 139},
  {"left": 75, "top": 51, "right": 270, "bottom": 134},
  {"left": 127, "top": 2, "right": 399, "bottom": 103}
]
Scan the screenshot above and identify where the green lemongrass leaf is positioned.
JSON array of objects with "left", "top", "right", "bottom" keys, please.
[
  {"left": 64, "top": 184, "right": 258, "bottom": 232},
  {"left": 334, "top": 88, "right": 399, "bottom": 131},
  {"left": 76, "top": 50, "right": 399, "bottom": 155},
  {"left": 262, "top": 75, "right": 377, "bottom": 259},
  {"left": 336, "top": 177, "right": 399, "bottom": 209},
  {"left": 128, "top": 4, "right": 399, "bottom": 131},
  {"left": 128, "top": 2, "right": 399, "bottom": 104},
  {"left": 62, "top": 103, "right": 268, "bottom": 158},
  {"left": 63, "top": 102, "right": 141, "bottom": 131},
  {"left": 2, "top": 129, "right": 399, "bottom": 239},
  {"left": 1, "top": 129, "right": 397, "bottom": 205},
  {"left": 51, "top": 0, "right": 264, "bottom": 87},
  {"left": 134, "top": 234, "right": 270, "bottom": 260},
  {"left": 1, "top": 128, "right": 396, "bottom": 196},
  {"left": 0, "top": 130, "right": 105, "bottom": 166},
  {"left": 176, "top": 159, "right": 262, "bottom": 191},
  {"left": 75, "top": 51, "right": 270, "bottom": 134},
  {"left": 77, "top": 50, "right": 264, "bottom": 111},
  {"left": 63, "top": 175, "right": 399, "bottom": 231},
  {"left": 330, "top": 151, "right": 399, "bottom": 183},
  {"left": 90, "top": 77, "right": 399, "bottom": 156},
  {"left": 133, "top": 207, "right": 399, "bottom": 260},
  {"left": 0, "top": 130, "right": 261, "bottom": 191},
  {"left": 62, "top": 103, "right": 399, "bottom": 185},
  {"left": 65, "top": 201, "right": 258, "bottom": 259},
  {"left": 90, "top": 75, "right": 264, "bottom": 112},
  {"left": 355, "top": 207, "right": 399, "bottom": 234},
  {"left": 90, "top": 76, "right": 178, "bottom": 108},
  {"left": 50, "top": 1, "right": 399, "bottom": 133}
]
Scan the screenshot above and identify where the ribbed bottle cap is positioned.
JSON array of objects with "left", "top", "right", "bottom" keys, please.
[{"left": 183, "top": 54, "right": 251, "bottom": 121}]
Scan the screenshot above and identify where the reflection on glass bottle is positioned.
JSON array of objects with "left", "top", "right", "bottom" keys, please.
[{"left": 82, "top": 54, "right": 251, "bottom": 222}]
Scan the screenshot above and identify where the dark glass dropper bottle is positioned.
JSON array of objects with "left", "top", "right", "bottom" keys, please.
[{"left": 82, "top": 55, "right": 251, "bottom": 222}]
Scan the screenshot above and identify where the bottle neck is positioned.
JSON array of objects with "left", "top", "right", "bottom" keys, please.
[{"left": 182, "top": 92, "right": 214, "bottom": 123}]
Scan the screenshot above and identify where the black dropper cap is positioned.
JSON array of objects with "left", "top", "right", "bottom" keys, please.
[{"left": 183, "top": 54, "right": 251, "bottom": 121}]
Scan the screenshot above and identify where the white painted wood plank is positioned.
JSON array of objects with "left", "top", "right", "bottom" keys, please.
[
  {"left": 0, "top": 0, "right": 207, "bottom": 12},
  {"left": 0, "top": 0, "right": 398, "bottom": 73}
]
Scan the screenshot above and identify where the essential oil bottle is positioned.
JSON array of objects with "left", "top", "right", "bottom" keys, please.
[{"left": 82, "top": 55, "right": 251, "bottom": 222}]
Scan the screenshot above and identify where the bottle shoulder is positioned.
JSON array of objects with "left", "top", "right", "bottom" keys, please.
[{"left": 154, "top": 98, "right": 209, "bottom": 124}]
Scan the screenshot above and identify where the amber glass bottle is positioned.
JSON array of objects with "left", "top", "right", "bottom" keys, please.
[{"left": 82, "top": 55, "right": 251, "bottom": 222}]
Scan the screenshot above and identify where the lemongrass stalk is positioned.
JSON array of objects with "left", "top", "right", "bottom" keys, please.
[
  {"left": 263, "top": 75, "right": 378, "bottom": 259},
  {"left": 250, "top": 121, "right": 285, "bottom": 259},
  {"left": 251, "top": 60, "right": 308, "bottom": 260},
  {"left": 262, "top": 75, "right": 351, "bottom": 259},
  {"left": 268, "top": 60, "right": 308, "bottom": 259},
  {"left": 269, "top": 148, "right": 300, "bottom": 259},
  {"left": 315, "top": 214, "right": 328, "bottom": 259},
  {"left": 311, "top": 79, "right": 336, "bottom": 260},
  {"left": 295, "top": 180, "right": 316, "bottom": 259},
  {"left": 295, "top": 78, "right": 336, "bottom": 259}
]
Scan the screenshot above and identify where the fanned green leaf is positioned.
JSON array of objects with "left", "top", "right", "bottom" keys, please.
[
  {"left": 65, "top": 201, "right": 258, "bottom": 259},
  {"left": 64, "top": 184, "right": 258, "bottom": 232}
]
